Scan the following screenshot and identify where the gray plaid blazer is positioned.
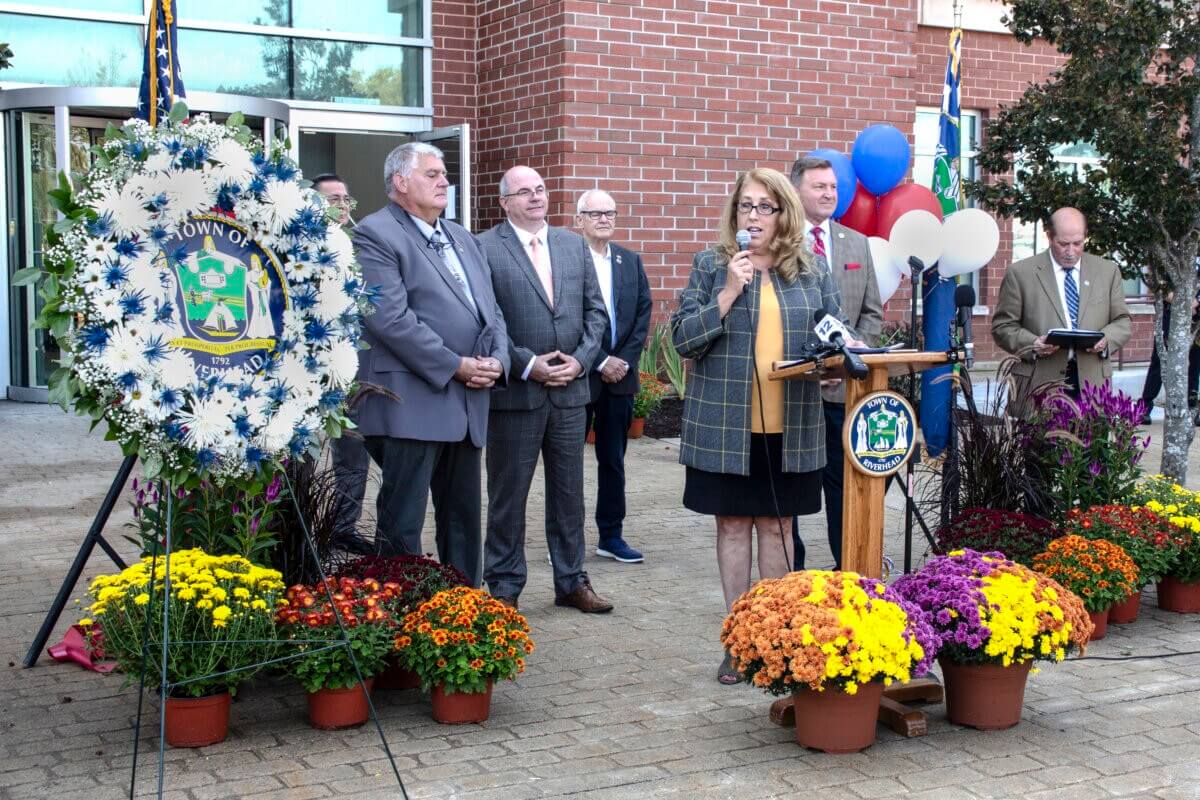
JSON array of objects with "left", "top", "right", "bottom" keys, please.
[
  {"left": 671, "top": 248, "right": 851, "bottom": 476},
  {"left": 479, "top": 221, "right": 608, "bottom": 411}
]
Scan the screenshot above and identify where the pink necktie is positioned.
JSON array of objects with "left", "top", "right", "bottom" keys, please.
[
  {"left": 811, "top": 227, "right": 827, "bottom": 257},
  {"left": 529, "top": 235, "right": 554, "bottom": 306}
]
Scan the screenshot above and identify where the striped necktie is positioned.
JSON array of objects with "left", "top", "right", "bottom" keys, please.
[{"left": 1063, "top": 266, "right": 1079, "bottom": 328}]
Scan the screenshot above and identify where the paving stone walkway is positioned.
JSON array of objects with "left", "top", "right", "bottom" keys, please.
[{"left": 1, "top": 399, "right": 1198, "bottom": 799}]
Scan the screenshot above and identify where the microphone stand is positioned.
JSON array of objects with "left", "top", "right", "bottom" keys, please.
[{"left": 900, "top": 262, "right": 939, "bottom": 573}]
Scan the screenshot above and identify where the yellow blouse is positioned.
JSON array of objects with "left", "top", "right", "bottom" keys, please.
[{"left": 750, "top": 276, "right": 784, "bottom": 434}]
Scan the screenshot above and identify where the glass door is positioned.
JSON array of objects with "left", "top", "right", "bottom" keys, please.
[
  {"left": 14, "top": 112, "right": 106, "bottom": 390},
  {"left": 418, "top": 124, "right": 470, "bottom": 230}
]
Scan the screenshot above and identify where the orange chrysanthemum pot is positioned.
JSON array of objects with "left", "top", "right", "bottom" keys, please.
[
  {"left": 431, "top": 681, "right": 493, "bottom": 724},
  {"left": 1087, "top": 608, "right": 1109, "bottom": 641},
  {"left": 164, "top": 692, "right": 231, "bottom": 748},
  {"left": 1108, "top": 591, "right": 1140, "bottom": 624},
  {"left": 791, "top": 681, "right": 884, "bottom": 753}
]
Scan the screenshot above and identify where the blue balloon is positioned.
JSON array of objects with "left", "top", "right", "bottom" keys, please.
[
  {"left": 807, "top": 148, "right": 857, "bottom": 219},
  {"left": 851, "top": 125, "right": 911, "bottom": 196}
]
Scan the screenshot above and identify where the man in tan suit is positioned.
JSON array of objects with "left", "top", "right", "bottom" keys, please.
[
  {"left": 992, "top": 207, "right": 1131, "bottom": 413},
  {"left": 788, "top": 155, "right": 883, "bottom": 570}
]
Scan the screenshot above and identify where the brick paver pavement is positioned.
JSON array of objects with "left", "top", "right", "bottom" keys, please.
[{"left": 1, "top": 399, "right": 1198, "bottom": 799}]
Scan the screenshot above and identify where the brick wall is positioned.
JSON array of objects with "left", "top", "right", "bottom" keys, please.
[{"left": 432, "top": 1, "right": 479, "bottom": 129}]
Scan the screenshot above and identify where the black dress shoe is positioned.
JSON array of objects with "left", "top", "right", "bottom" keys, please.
[{"left": 494, "top": 595, "right": 519, "bottom": 610}]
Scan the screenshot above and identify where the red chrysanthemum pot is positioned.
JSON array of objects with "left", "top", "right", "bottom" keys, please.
[
  {"left": 1157, "top": 576, "right": 1200, "bottom": 613},
  {"left": 430, "top": 681, "right": 493, "bottom": 724},
  {"left": 307, "top": 679, "right": 374, "bottom": 730},
  {"left": 1108, "top": 591, "right": 1140, "bottom": 624}
]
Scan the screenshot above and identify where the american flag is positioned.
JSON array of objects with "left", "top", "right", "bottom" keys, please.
[{"left": 136, "top": 0, "right": 186, "bottom": 126}]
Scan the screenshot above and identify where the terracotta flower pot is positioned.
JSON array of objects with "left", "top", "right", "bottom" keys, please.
[
  {"left": 791, "top": 681, "right": 884, "bottom": 753},
  {"left": 628, "top": 417, "right": 645, "bottom": 439},
  {"left": 1157, "top": 576, "right": 1200, "bottom": 613},
  {"left": 1108, "top": 591, "right": 1140, "bottom": 624},
  {"left": 430, "top": 681, "right": 493, "bottom": 724},
  {"left": 375, "top": 659, "right": 421, "bottom": 690},
  {"left": 307, "top": 678, "right": 375, "bottom": 730},
  {"left": 939, "top": 658, "right": 1032, "bottom": 730},
  {"left": 1087, "top": 608, "right": 1109, "bottom": 641},
  {"left": 164, "top": 691, "right": 231, "bottom": 748}
]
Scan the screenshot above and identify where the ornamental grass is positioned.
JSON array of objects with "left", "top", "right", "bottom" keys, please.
[
  {"left": 893, "top": 549, "right": 1092, "bottom": 667},
  {"left": 719, "top": 570, "right": 938, "bottom": 696},
  {"left": 83, "top": 549, "right": 285, "bottom": 697},
  {"left": 1032, "top": 535, "right": 1140, "bottom": 613},
  {"left": 397, "top": 587, "right": 534, "bottom": 694},
  {"left": 277, "top": 577, "right": 404, "bottom": 692},
  {"left": 1063, "top": 504, "right": 1183, "bottom": 587}
]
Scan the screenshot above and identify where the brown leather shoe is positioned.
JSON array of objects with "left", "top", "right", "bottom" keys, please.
[
  {"left": 494, "top": 595, "right": 519, "bottom": 610},
  {"left": 554, "top": 580, "right": 613, "bottom": 613}
]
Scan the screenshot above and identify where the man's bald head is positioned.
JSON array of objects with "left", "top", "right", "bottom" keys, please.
[{"left": 1047, "top": 207, "right": 1088, "bottom": 268}]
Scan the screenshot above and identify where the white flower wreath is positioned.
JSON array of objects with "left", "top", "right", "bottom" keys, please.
[{"left": 33, "top": 110, "right": 369, "bottom": 484}]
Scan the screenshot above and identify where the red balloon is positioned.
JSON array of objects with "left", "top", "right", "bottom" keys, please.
[
  {"left": 837, "top": 181, "right": 877, "bottom": 237},
  {"left": 876, "top": 183, "right": 943, "bottom": 240}
]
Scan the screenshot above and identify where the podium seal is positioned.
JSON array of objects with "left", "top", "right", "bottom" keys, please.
[{"left": 844, "top": 390, "right": 917, "bottom": 477}]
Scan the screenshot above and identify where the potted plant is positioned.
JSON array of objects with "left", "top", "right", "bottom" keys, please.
[
  {"left": 721, "top": 571, "right": 938, "bottom": 753},
  {"left": 934, "top": 507, "right": 1057, "bottom": 567},
  {"left": 1030, "top": 383, "right": 1149, "bottom": 516},
  {"left": 1126, "top": 475, "right": 1200, "bottom": 613},
  {"left": 893, "top": 549, "right": 1093, "bottom": 730},
  {"left": 397, "top": 587, "right": 534, "bottom": 724},
  {"left": 336, "top": 555, "right": 469, "bottom": 688},
  {"left": 630, "top": 372, "right": 669, "bottom": 439},
  {"left": 277, "top": 577, "right": 402, "bottom": 729},
  {"left": 82, "top": 549, "right": 285, "bottom": 747},
  {"left": 1062, "top": 504, "right": 1183, "bottom": 622},
  {"left": 1032, "top": 535, "right": 1140, "bottom": 640}
]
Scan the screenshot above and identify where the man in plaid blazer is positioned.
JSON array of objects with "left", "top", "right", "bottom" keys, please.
[
  {"left": 789, "top": 156, "right": 884, "bottom": 570},
  {"left": 478, "top": 165, "right": 615, "bottom": 613}
]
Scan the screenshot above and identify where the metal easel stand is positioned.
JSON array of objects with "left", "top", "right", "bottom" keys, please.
[
  {"left": 23, "top": 454, "right": 136, "bottom": 668},
  {"left": 121, "top": 472, "right": 410, "bottom": 800}
]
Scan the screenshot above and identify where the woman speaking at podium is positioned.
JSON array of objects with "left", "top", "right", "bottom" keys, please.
[{"left": 670, "top": 168, "right": 855, "bottom": 685}]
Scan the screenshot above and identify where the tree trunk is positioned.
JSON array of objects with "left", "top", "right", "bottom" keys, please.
[{"left": 1160, "top": 286, "right": 1196, "bottom": 482}]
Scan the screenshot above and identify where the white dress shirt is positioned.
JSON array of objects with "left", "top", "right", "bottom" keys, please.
[
  {"left": 589, "top": 244, "right": 615, "bottom": 372},
  {"left": 408, "top": 213, "right": 477, "bottom": 311}
]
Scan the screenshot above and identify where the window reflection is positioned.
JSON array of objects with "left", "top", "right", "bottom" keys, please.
[
  {"left": 15, "top": 0, "right": 141, "bottom": 11},
  {"left": 177, "top": 28, "right": 290, "bottom": 98},
  {"left": 293, "top": 42, "right": 422, "bottom": 107},
  {"left": 294, "top": 0, "right": 422, "bottom": 38},
  {"left": 0, "top": 14, "right": 142, "bottom": 87},
  {"left": 176, "top": 0, "right": 423, "bottom": 38}
]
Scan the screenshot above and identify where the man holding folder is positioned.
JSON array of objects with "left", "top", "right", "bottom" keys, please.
[{"left": 992, "top": 207, "right": 1131, "bottom": 412}]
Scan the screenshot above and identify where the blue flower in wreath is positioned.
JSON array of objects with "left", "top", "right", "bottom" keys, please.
[
  {"left": 86, "top": 213, "right": 115, "bottom": 239},
  {"left": 195, "top": 448, "right": 218, "bottom": 471},
  {"left": 148, "top": 224, "right": 170, "bottom": 245},
  {"left": 244, "top": 446, "right": 265, "bottom": 470},
  {"left": 152, "top": 299, "right": 175, "bottom": 325},
  {"left": 104, "top": 263, "right": 130, "bottom": 289},
  {"left": 118, "top": 290, "right": 148, "bottom": 318},
  {"left": 154, "top": 387, "right": 184, "bottom": 416},
  {"left": 178, "top": 144, "right": 209, "bottom": 170},
  {"left": 162, "top": 420, "right": 185, "bottom": 441},
  {"left": 143, "top": 334, "right": 170, "bottom": 364},
  {"left": 304, "top": 319, "right": 332, "bottom": 345},
  {"left": 116, "top": 370, "right": 140, "bottom": 392},
  {"left": 114, "top": 238, "right": 142, "bottom": 259},
  {"left": 79, "top": 325, "right": 109, "bottom": 353},
  {"left": 320, "top": 389, "right": 345, "bottom": 411},
  {"left": 233, "top": 415, "right": 253, "bottom": 439}
]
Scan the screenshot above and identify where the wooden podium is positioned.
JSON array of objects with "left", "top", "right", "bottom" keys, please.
[{"left": 764, "top": 350, "right": 951, "bottom": 738}]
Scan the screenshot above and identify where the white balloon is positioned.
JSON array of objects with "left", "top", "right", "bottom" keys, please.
[
  {"left": 888, "top": 209, "right": 943, "bottom": 276},
  {"left": 939, "top": 208, "right": 1000, "bottom": 276},
  {"left": 867, "top": 236, "right": 902, "bottom": 303}
]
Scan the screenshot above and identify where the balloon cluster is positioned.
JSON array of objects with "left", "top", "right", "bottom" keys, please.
[{"left": 810, "top": 124, "right": 1000, "bottom": 303}]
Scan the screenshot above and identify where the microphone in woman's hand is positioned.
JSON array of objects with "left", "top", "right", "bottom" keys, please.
[{"left": 735, "top": 229, "right": 751, "bottom": 250}]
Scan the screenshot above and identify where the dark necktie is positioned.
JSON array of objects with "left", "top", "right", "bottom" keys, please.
[{"left": 430, "top": 229, "right": 476, "bottom": 312}]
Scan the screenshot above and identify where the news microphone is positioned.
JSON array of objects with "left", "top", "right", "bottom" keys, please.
[
  {"left": 735, "top": 229, "right": 751, "bottom": 250},
  {"left": 908, "top": 256, "right": 925, "bottom": 274},
  {"left": 955, "top": 284, "right": 976, "bottom": 368},
  {"left": 813, "top": 310, "right": 868, "bottom": 380}
]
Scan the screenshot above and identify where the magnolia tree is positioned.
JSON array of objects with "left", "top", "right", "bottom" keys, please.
[{"left": 967, "top": 0, "right": 1200, "bottom": 482}]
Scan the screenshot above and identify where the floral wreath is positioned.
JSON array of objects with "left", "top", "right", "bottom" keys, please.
[{"left": 23, "top": 105, "right": 370, "bottom": 485}]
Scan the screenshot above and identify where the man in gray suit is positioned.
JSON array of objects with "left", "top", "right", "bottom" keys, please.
[
  {"left": 479, "top": 165, "right": 614, "bottom": 613},
  {"left": 353, "top": 142, "right": 510, "bottom": 586},
  {"left": 789, "top": 155, "right": 884, "bottom": 570}
]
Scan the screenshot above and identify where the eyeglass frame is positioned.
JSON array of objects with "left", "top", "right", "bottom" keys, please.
[
  {"left": 736, "top": 201, "right": 782, "bottom": 216},
  {"left": 502, "top": 185, "right": 548, "bottom": 200},
  {"left": 581, "top": 210, "right": 618, "bottom": 220}
]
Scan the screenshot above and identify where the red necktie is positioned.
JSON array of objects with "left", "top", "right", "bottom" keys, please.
[{"left": 811, "top": 227, "right": 827, "bottom": 258}]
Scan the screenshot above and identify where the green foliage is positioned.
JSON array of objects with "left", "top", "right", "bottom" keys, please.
[
  {"left": 639, "top": 322, "right": 686, "bottom": 398},
  {"left": 632, "top": 372, "right": 669, "bottom": 418},
  {"left": 126, "top": 473, "right": 284, "bottom": 563},
  {"left": 0, "top": 42, "right": 12, "bottom": 71},
  {"left": 965, "top": 0, "right": 1200, "bottom": 479},
  {"left": 287, "top": 624, "right": 394, "bottom": 693}
]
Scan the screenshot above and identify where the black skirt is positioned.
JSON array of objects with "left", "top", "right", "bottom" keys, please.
[{"left": 683, "top": 433, "right": 823, "bottom": 517}]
